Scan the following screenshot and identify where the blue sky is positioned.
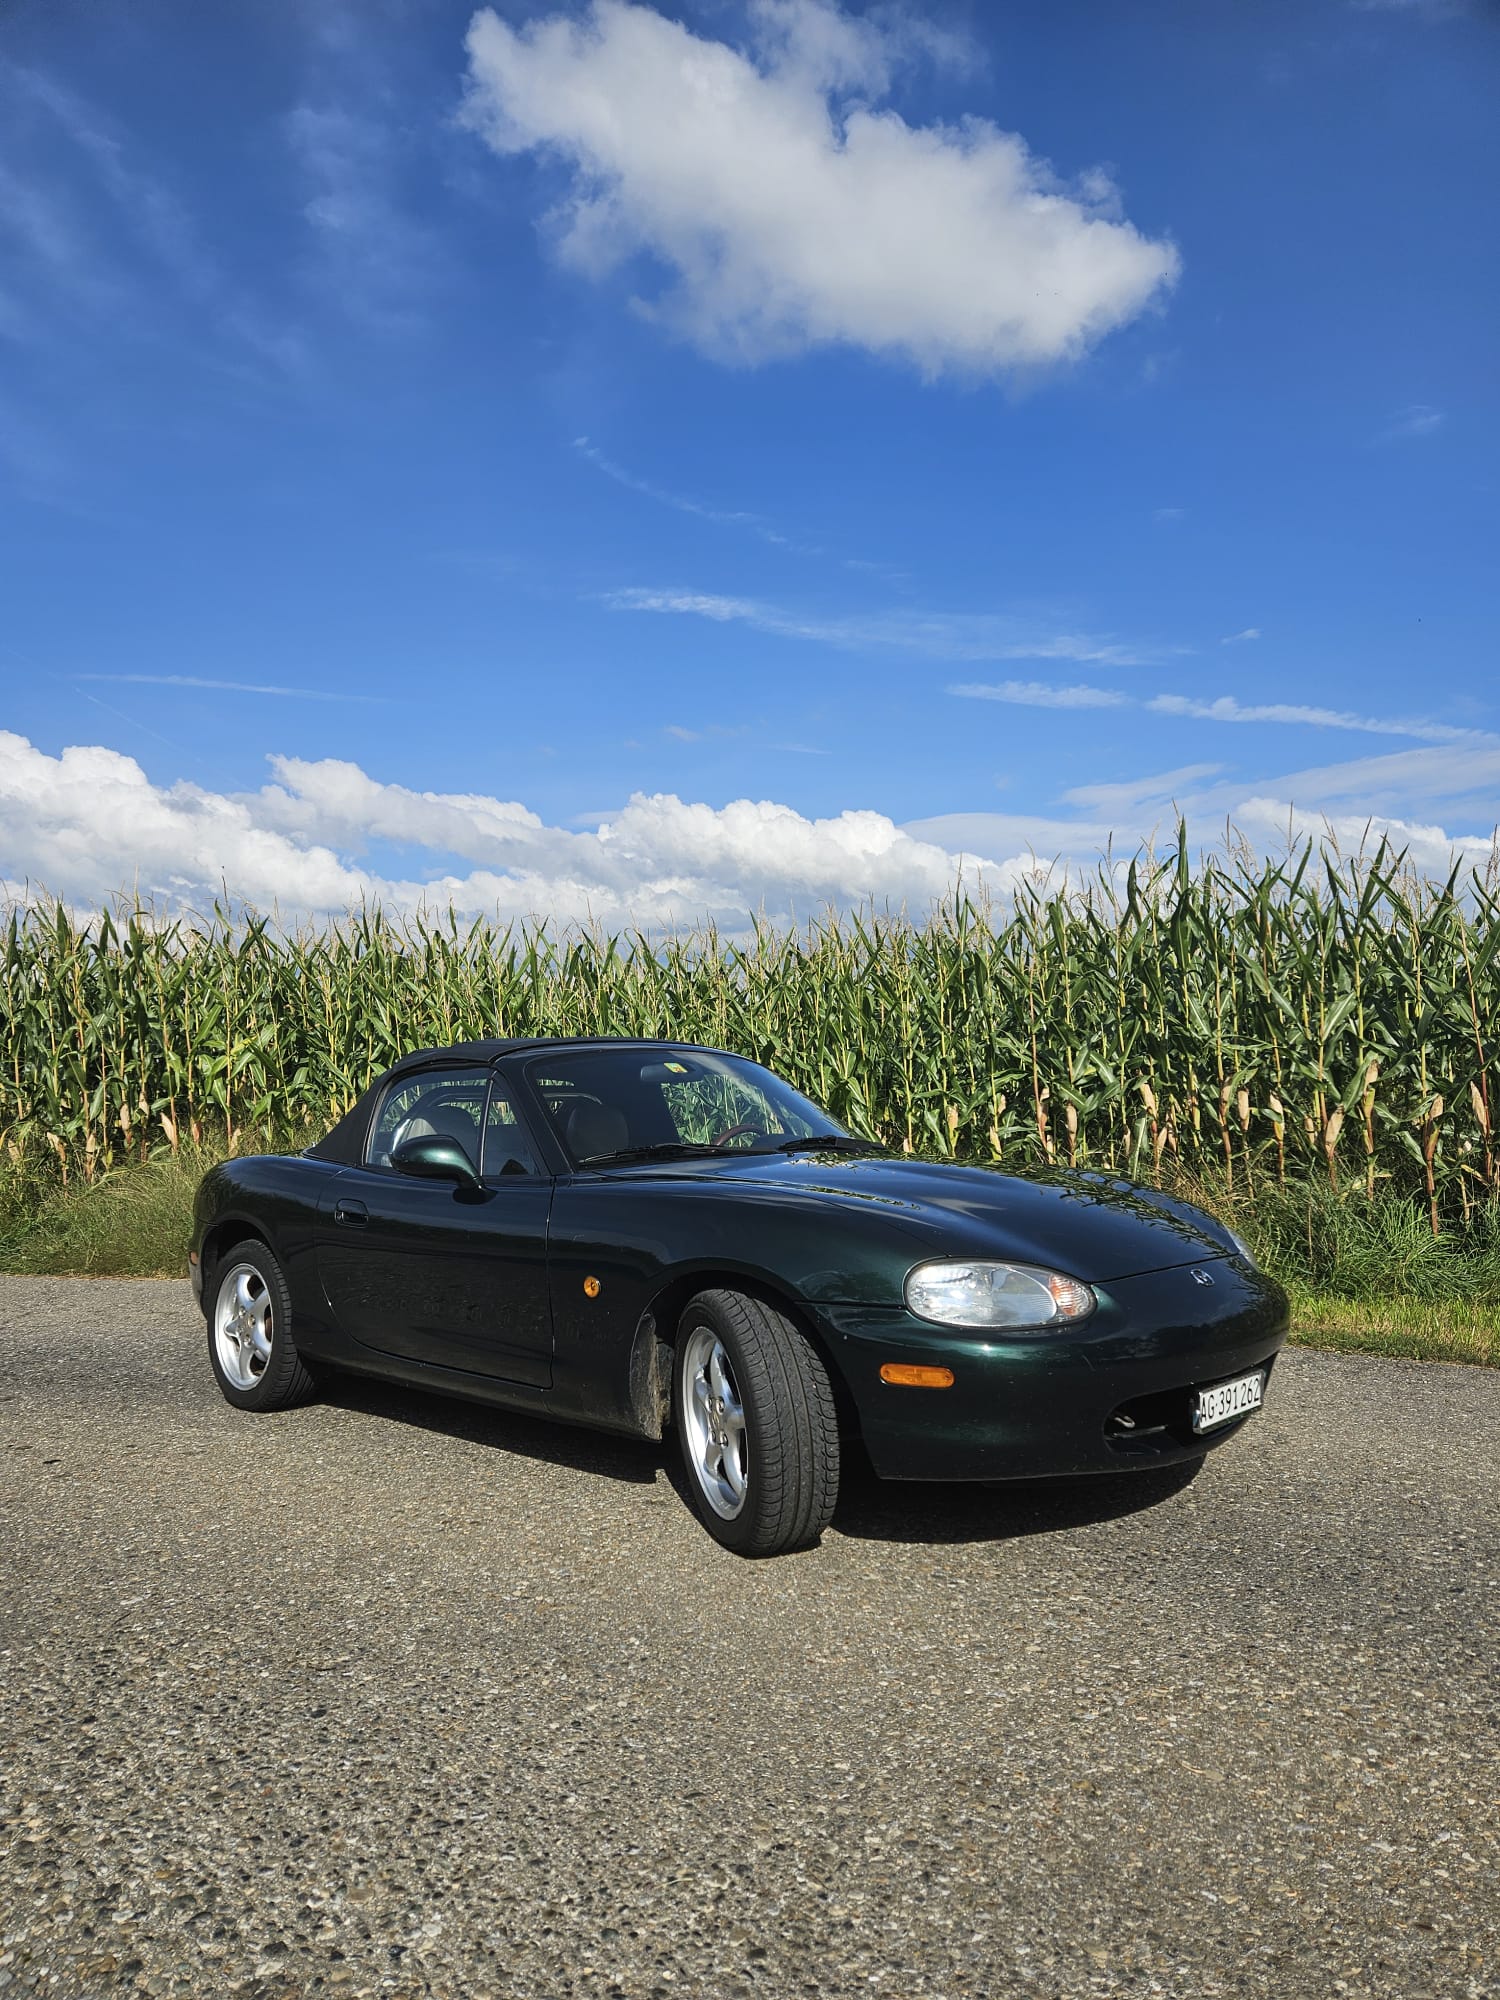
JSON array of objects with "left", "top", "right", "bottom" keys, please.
[{"left": 1, "top": 0, "right": 1496, "bottom": 923}]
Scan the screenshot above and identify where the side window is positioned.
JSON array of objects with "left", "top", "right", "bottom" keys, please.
[
  {"left": 483, "top": 1083, "right": 541, "bottom": 1179},
  {"left": 367, "top": 1068, "right": 489, "bottom": 1171}
]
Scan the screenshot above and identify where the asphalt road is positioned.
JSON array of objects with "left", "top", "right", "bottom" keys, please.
[{"left": 1, "top": 1277, "right": 1497, "bottom": 2000}]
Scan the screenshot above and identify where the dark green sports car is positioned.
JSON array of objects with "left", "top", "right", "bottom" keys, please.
[{"left": 190, "top": 1037, "right": 1288, "bottom": 1556}]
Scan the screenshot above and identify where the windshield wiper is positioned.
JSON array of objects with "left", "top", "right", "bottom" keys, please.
[
  {"left": 773, "top": 1134, "right": 884, "bottom": 1156},
  {"left": 579, "top": 1141, "right": 729, "bottom": 1167}
]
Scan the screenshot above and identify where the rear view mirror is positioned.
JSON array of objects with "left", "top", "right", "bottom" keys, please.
[{"left": 391, "top": 1134, "right": 481, "bottom": 1189}]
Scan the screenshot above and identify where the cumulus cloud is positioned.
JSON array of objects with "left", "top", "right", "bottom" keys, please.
[
  {"left": 4, "top": 730, "right": 1497, "bottom": 925},
  {"left": 0, "top": 733, "right": 1030, "bottom": 926},
  {"left": 460, "top": 0, "right": 1179, "bottom": 376}
]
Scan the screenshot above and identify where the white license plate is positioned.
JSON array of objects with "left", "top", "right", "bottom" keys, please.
[{"left": 1193, "top": 1369, "right": 1265, "bottom": 1433}]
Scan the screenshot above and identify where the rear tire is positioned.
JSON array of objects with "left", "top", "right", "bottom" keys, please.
[
  {"left": 673, "top": 1289, "right": 840, "bottom": 1557},
  {"left": 206, "top": 1237, "right": 319, "bottom": 1412}
]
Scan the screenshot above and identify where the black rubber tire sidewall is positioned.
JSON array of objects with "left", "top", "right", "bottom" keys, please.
[
  {"left": 672, "top": 1288, "right": 840, "bottom": 1558},
  {"left": 205, "top": 1237, "right": 318, "bottom": 1413}
]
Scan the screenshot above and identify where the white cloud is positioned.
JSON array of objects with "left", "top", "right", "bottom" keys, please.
[
  {"left": 1220, "top": 628, "right": 1260, "bottom": 644},
  {"left": 912, "top": 741, "right": 1500, "bottom": 882},
  {"left": 609, "top": 587, "right": 1171, "bottom": 665},
  {"left": 461, "top": 0, "right": 1179, "bottom": 376},
  {"left": 949, "top": 678, "right": 1486, "bottom": 747},
  {"left": 1059, "top": 764, "right": 1227, "bottom": 814},
  {"left": 6, "top": 730, "right": 1498, "bottom": 927},
  {"left": 0, "top": 732, "right": 1036, "bottom": 926},
  {"left": 949, "top": 680, "right": 1129, "bottom": 710},
  {"left": 1146, "top": 692, "right": 1484, "bottom": 744}
]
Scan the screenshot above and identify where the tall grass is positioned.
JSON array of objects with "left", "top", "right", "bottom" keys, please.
[{"left": 4, "top": 832, "right": 1498, "bottom": 1225}]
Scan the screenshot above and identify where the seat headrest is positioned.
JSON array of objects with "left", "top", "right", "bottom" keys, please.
[
  {"left": 565, "top": 1101, "right": 630, "bottom": 1163},
  {"left": 393, "top": 1101, "right": 479, "bottom": 1169}
]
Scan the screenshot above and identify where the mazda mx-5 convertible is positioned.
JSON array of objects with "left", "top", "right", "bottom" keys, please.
[{"left": 190, "top": 1038, "right": 1288, "bottom": 1556}]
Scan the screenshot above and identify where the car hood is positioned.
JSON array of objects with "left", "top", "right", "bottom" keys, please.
[{"left": 641, "top": 1152, "right": 1238, "bottom": 1283}]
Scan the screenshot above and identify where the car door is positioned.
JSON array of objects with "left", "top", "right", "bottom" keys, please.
[{"left": 315, "top": 1064, "right": 554, "bottom": 1388}]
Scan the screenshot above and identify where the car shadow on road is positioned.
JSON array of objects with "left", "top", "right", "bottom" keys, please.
[
  {"left": 318, "top": 1371, "right": 1204, "bottom": 1546},
  {"left": 317, "top": 1374, "right": 664, "bottom": 1486},
  {"left": 828, "top": 1456, "right": 1203, "bottom": 1546}
]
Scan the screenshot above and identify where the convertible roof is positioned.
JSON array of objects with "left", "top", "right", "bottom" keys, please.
[
  {"left": 301, "top": 1035, "right": 706, "bottom": 1166},
  {"left": 384, "top": 1034, "right": 696, "bottom": 1074}
]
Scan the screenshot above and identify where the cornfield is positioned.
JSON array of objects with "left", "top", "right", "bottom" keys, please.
[{"left": 4, "top": 836, "right": 1498, "bottom": 1227}]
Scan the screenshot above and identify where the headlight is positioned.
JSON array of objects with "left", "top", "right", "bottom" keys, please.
[
  {"left": 905, "top": 1261, "right": 1096, "bottom": 1331},
  {"left": 1225, "top": 1228, "right": 1258, "bottom": 1271}
]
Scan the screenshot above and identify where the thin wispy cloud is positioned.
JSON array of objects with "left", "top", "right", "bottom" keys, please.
[
  {"left": 1147, "top": 693, "right": 1484, "bottom": 743},
  {"left": 573, "top": 437, "right": 797, "bottom": 549},
  {"left": 2, "top": 64, "right": 304, "bottom": 375},
  {"left": 951, "top": 680, "right": 1489, "bottom": 746},
  {"left": 1220, "top": 628, "right": 1261, "bottom": 645},
  {"left": 76, "top": 674, "right": 380, "bottom": 703},
  {"left": 286, "top": 101, "right": 441, "bottom": 333},
  {"left": 1376, "top": 403, "right": 1445, "bottom": 444},
  {"left": 1350, "top": 0, "right": 1461, "bottom": 15},
  {"left": 609, "top": 588, "right": 1175, "bottom": 667},
  {"left": 949, "top": 680, "right": 1129, "bottom": 710}
]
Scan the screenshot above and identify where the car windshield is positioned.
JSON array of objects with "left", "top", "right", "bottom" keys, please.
[{"left": 526, "top": 1047, "right": 851, "bottom": 1167}]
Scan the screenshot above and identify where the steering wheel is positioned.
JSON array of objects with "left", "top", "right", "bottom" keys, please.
[{"left": 711, "top": 1120, "right": 766, "bottom": 1148}]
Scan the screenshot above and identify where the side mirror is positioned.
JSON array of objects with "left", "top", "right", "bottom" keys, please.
[{"left": 391, "top": 1134, "right": 481, "bottom": 1190}]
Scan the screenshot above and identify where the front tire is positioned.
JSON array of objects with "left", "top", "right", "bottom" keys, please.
[
  {"left": 206, "top": 1238, "right": 318, "bottom": 1412},
  {"left": 673, "top": 1289, "right": 840, "bottom": 1557}
]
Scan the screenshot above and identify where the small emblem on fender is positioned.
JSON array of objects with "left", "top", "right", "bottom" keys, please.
[
  {"left": 1190, "top": 1268, "right": 1216, "bottom": 1288},
  {"left": 583, "top": 1275, "right": 602, "bottom": 1298}
]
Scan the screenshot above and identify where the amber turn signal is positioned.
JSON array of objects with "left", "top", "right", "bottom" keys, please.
[
  {"left": 582, "top": 1275, "right": 601, "bottom": 1298},
  {"left": 879, "top": 1362, "right": 955, "bottom": 1388}
]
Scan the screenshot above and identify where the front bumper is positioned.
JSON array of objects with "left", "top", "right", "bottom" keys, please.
[{"left": 814, "top": 1256, "right": 1288, "bottom": 1481}]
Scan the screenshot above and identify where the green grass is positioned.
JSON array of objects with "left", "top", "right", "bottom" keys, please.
[
  {"left": 3, "top": 1145, "right": 1496, "bottom": 1368},
  {"left": 0, "top": 1146, "right": 212, "bottom": 1278},
  {"left": 1287, "top": 1289, "right": 1499, "bottom": 1367}
]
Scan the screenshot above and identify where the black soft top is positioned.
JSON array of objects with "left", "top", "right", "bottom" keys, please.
[{"left": 301, "top": 1034, "right": 696, "bottom": 1165}]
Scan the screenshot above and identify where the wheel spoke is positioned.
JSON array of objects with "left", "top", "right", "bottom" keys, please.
[
  {"left": 708, "top": 1349, "right": 732, "bottom": 1405},
  {"left": 722, "top": 1437, "right": 747, "bottom": 1500},
  {"left": 234, "top": 1271, "right": 256, "bottom": 1315}
]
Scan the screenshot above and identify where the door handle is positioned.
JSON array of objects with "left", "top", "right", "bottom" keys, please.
[{"left": 334, "top": 1199, "right": 368, "bottom": 1227}]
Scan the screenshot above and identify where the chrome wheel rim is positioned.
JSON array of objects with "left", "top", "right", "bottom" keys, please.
[
  {"left": 681, "top": 1327, "right": 748, "bottom": 1520},
  {"left": 213, "top": 1262, "right": 274, "bottom": 1391}
]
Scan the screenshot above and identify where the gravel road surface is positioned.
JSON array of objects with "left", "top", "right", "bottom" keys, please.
[{"left": 1, "top": 1275, "right": 1497, "bottom": 2000}]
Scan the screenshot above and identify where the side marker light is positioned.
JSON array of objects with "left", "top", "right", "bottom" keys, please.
[
  {"left": 583, "top": 1275, "right": 602, "bottom": 1298},
  {"left": 879, "top": 1362, "right": 955, "bottom": 1388}
]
